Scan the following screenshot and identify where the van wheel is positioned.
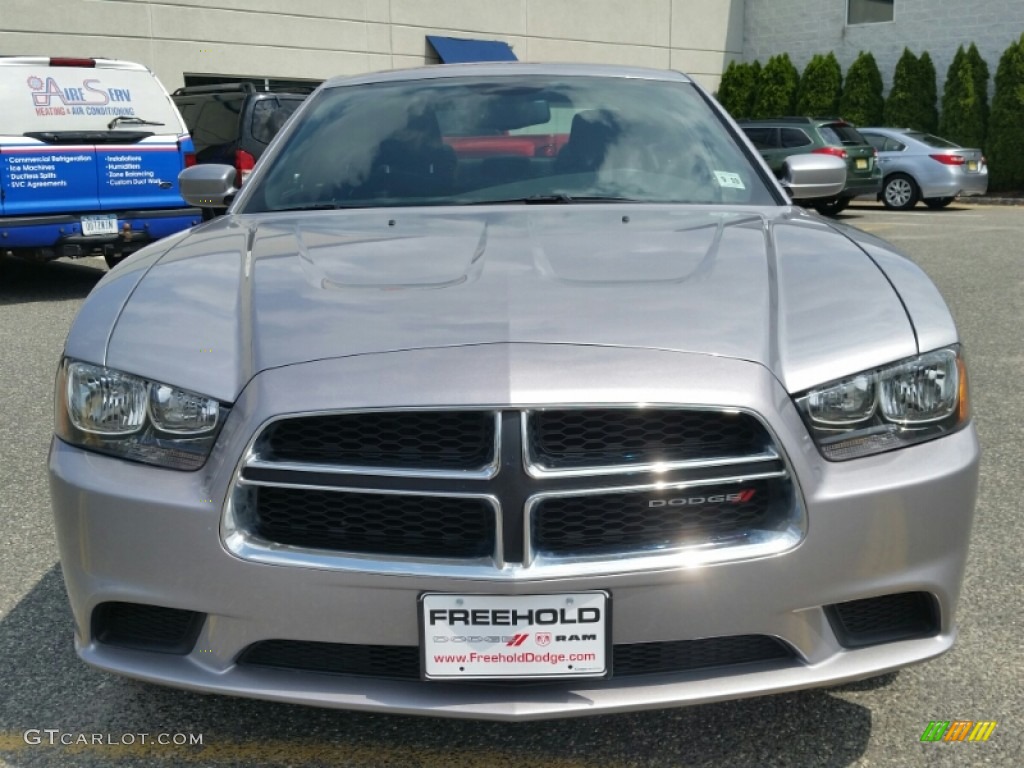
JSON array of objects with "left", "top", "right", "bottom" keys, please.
[
  {"left": 813, "top": 197, "right": 850, "bottom": 216},
  {"left": 923, "top": 197, "right": 955, "bottom": 209},
  {"left": 882, "top": 174, "right": 920, "bottom": 210}
]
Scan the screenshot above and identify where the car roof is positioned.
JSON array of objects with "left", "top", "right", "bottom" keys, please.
[{"left": 321, "top": 62, "right": 694, "bottom": 89}]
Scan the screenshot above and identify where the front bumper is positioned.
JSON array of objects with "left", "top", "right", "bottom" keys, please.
[{"left": 49, "top": 346, "right": 980, "bottom": 720}]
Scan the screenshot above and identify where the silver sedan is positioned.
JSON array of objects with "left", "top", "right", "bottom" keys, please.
[
  {"left": 49, "top": 63, "right": 979, "bottom": 721},
  {"left": 860, "top": 127, "right": 988, "bottom": 210}
]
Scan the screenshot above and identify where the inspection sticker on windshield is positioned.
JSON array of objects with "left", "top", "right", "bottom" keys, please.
[
  {"left": 713, "top": 171, "right": 746, "bottom": 189},
  {"left": 421, "top": 592, "right": 608, "bottom": 680}
]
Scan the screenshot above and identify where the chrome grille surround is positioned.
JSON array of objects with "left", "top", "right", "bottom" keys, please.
[{"left": 223, "top": 405, "right": 805, "bottom": 578}]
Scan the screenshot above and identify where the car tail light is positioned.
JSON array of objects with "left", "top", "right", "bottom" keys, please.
[
  {"left": 50, "top": 57, "right": 95, "bottom": 67},
  {"left": 813, "top": 147, "right": 848, "bottom": 160},
  {"left": 930, "top": 154, "right": 966, "bottom": 166},
  {"left": 178, "top": 139, "right": 197, "bottom": 168},
  {"left": 235, "top": 149, "right": 257, "bottom": 186}
]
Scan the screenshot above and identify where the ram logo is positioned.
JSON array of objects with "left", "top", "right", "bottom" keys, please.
[{"left": 648, "top": 489, "right": 756, "bottom": 507}]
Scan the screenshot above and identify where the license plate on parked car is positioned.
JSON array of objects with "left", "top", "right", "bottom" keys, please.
[
  {"left": 421, "top": 592, "right": 608, "bottom": 680},
  {"left": 967, "top": 160, "right": 978, "bottom": 172},
  {"left": 81, "top": 214, "right": 118, "bottom": 236},
  {"left": 855, "top": 158, "right": 868, "bottom": 170}
]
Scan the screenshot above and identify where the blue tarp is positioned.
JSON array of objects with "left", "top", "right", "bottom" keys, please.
[{"left": 426, "top": 36, "right": 518, "bottom": 63}]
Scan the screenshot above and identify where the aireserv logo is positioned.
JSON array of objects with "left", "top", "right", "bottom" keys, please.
[{"left": 648, "top": 489, "right": 756, "bottom": 508}]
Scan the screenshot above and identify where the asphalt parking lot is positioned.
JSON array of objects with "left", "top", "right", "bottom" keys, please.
[{"left": 1, "top": 201, "right": 1021, "bottom": 767}]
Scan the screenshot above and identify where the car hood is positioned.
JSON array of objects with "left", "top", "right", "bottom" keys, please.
[{"left": 94, "top": 206, "right": 919, "bottom": 402}]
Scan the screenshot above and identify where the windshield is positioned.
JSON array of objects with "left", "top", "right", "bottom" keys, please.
[
  {"left": 242, "top": 75, "right": 776, "bottom": 212},
  {"left": 905, "top": 132, "right": 961, "bottom": 149}
]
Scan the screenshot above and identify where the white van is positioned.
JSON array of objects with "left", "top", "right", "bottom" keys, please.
[{"left": 0, "top": 56, "right": 201, "bottom": 268}]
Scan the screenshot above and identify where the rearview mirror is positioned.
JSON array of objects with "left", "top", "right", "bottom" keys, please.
[
  {"left": 781, "top": 154, "right": 846, "bottom": 201},
  {"left": 179, "top": 164, "right": 237, "bottom": 208}
]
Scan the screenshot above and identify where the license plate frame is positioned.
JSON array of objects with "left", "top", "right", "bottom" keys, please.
[
  {"left": 420, "top": 592, "right": 610, "bottom": 680},
  {"left": 81, "top": 214, "right": 118, "bottom": 236}
]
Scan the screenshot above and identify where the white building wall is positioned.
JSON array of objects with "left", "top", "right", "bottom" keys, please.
[
  {"left": 743, "top": 0, "right": 1024, "bottom": 94},
  {"left": 0, "top": 0, "right": 745, "bottom": 92}
]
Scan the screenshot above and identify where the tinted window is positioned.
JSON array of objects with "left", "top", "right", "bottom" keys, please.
[
  {"left": 184, "top": 95, "right": 244, "bottom": 153},
  {"left": 780, "top": 128, "right": 812, "bottom": 148},
  {"left": 742, "top": 127, "right": 777, "bottom": 149},
  {"left": 883, "top": 137, "right": 906, "bottom": 152},
  {"left": 820, "top": 123, "right": 869, "bottom": 146},
  {"left": 246, "top": 75, "right": 777, "bottom": 211},
  {"left": 251, "top": 98, "right": 304, "bottom": 144},
  {"left": 863, "top": 133, "right": 886, "bottom": 150}
]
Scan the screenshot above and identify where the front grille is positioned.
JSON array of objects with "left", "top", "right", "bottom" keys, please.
[
  {"left": 613, "top": 635, "right": 794, "bottom": 676},
  {"left": 259, "top": 411, "right": 496, "bottom": 470},
  {"left": 238, "top": 640, "right": 420, "bottom": 680},
  {"left": 237, "top": 635, "right": 795, "bottom": 681},
  {"left": 826, "top": 592, "right": 939, "bottom": 648},
  {"left": 527, "top": 409, "right": 772, "bottom": 470},
  {"left": 92, "top": 602, "right": 204, "bottom": 654},
  {"left": 234, "top": 406, "right": 797, "bottom": 568},
  {"left": 532, "top": 477, "right": 787, "bottom": 556},
  {"left": 253, "top": 487, "right": 495, "bottom": 558}
]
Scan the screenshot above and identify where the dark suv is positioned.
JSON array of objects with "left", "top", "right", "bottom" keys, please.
[
  {"left": 737, "top": 117, "right": 881, "bottom": 215},
  {"left": 172, "top": 83, "right": 313, "bottom": 188}
]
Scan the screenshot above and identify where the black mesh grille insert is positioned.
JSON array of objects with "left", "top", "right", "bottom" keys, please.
[
  {"left": 533, "top": 477, "right": 785, "bottom": 556},
  {"left": 826, "top": 592, "right": 939, "bottom": 648},
  {"left": 92, "top": 602, "right": 204, "bottom": 654},
  {"left": 237, "top": 635, "right": 795, "bottom": 681},
  {"left": 260, "top": 411, "right": 495, "bottom": 470},
  {"left": 528, "top": 409, "right": 772, "bottom": 470},
  {"left": 254, "top": 487, "right": 495, "bottom": 558},
  {"left": 613, "top": 635, "right": 794, "bottom": 676},
  {"left": 238, "top": 640, "right": 420, "bottom": 680}
]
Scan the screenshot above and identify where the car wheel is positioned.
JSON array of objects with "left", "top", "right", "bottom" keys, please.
[
  {"left": 813, "top": 197, "right": 850, "bottom": 216},
  {"left": 923, "top": 197, "right": 955, "bottom": 209},
  {"left": 882, "top": 174, "right": 920, "bottom": 210}
]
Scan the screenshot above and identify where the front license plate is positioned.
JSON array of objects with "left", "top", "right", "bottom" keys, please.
[
  {"left": 421, "top": 592, "right": 608, "bottom": 680},
  {"left": 81, "top": 214, "right": 118, "bottom": 236},
  {"left": 855, "top": 158, "right": 868, "bottom": 170}
]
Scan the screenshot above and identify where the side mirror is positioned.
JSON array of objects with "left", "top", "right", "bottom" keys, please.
[
  {"left": 781, "top": 154, "right": 846, "bottom": 201},
  {"left": 179, "top": 164, "right": 237, "bottom": 208}
]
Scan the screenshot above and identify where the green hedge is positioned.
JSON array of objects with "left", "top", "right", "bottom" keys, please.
[
  {"left": 988, "top": 33, "right": 1024, "bottom": 189},
  {"left": 751, "top": 53, "right": 799, "bottom": 118},
  {"left": 796, "top": 53, "right": 842, "bottom": 116},
  {"left": 716, "top": 60, "right": 761, "bottom": 119},
  {"left": 840, "top": 51, "right": 884, "bottom": 126},
  {"left": 939, "top": 45, "right": 987, "bottom": 149}
]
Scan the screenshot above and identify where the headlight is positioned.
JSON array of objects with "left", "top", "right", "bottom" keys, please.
[
  {"left": 794, "top": 347, "right": 968, "bottom": 461},
  {"left": 56, "top": 360, "right": 227, "bottom": 470}
]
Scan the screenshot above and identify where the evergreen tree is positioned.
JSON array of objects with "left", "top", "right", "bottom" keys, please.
[
  {"left": 939, "top": 45, "right": 986, "bottom": 149},
  {"left": 918, "top": 51, "right": 938, "bottom": 132},
  {"left": 840, "top": 51, "right": 884, "bottom": 126},
  {"left": 966, "top": 42, "right": 990, "bottom": 141},
  {"left": 716, "top": 60, "right": 761, "bottom": 119},
  {"left": 751, "top": 53, "right": 799, "bottom": 118},
  {"left": 884, "top": 48, "right": 922, "bottom": 128},
  {"left": 796, "top": 53, "right": 843, "bottom": 117},
  {"left": 987, "top": 34, "right": 1024, "bottom": 189}
]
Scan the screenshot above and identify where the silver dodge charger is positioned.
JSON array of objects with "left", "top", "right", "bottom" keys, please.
[{"left": 49, "top": 63, "right": 979, "bottom": 720}]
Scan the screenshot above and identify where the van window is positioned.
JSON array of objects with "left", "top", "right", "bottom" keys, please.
[{"left": 0, "top": 65, "right": 185, "bottom": 135}]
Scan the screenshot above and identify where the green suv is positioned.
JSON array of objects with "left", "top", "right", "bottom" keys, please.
[{"left": 737, "top": 117, "right": 881, "bottom": 215}]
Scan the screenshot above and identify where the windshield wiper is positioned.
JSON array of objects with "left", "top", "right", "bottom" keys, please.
[{"left": 107, "top": 116, "right": 166, "bottom": 129}]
